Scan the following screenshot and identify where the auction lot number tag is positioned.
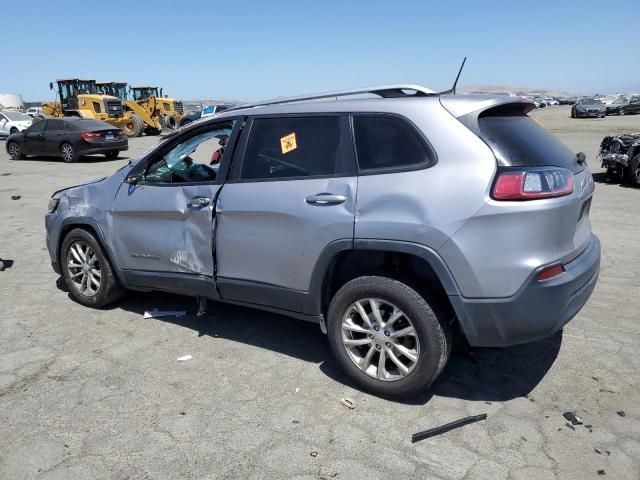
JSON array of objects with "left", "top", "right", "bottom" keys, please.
[{"left": 280, "top": 132, "right": 297, "bottom": 154}]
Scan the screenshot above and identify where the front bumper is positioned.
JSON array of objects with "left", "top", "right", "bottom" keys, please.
[
  {"left": 576, "top": 109, "right": 605, "bottom": 117},
  {"left": 451, "top": 235, "right": 600, "bottom": 347}
]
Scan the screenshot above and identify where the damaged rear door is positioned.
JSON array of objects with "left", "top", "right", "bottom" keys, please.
[{"left": 109, "top": 120, "right": 239, "bottom": 280}]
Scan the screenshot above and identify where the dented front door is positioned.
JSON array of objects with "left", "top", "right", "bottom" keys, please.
[{"left": 109, "top": 183, "right": 220, "bottom": 275}]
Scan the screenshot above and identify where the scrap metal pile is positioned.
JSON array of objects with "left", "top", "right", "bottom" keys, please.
[{"left": 599, "top": 133, "right": 640, "bottom": 184}]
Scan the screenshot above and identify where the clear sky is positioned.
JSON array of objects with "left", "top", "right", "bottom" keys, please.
[{"left": 3, "top": 0, "right": 638, "bottom": 101}]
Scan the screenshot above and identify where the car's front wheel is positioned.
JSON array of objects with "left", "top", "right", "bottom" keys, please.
[
  {"left": 7, "top": 141, "right": 25, "bottom": 160},
  {"left": 327, "top": 276, "right": 450, "bottom": 399},
  {"left": 104, "top": 151, "right": 119, "bottom": 160},
  {"left": 60, "top": 228, "right": 124, "bottom": 308}
]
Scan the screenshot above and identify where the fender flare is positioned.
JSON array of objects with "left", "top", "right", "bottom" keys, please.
[
  {"left": 58, "top": 217, "right": 125, "bottom": 284},
  {"left": 303, "top": 239, "right": 462, "bottom": 316}
]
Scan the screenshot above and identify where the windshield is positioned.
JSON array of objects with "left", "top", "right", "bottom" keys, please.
[
  {"left": 3, "top": 112, "right": 32, "bottom": 121},
  {"left": 580, "top": 98, "right": 601, "bottom": 105}
]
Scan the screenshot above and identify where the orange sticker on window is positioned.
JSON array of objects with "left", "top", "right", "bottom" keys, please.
[{"left": 280, "top": 132, "right": 297, "bottom": 154}]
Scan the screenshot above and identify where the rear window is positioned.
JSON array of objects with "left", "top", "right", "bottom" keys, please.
[
  {"left": 476, "top": 107, "right": 581, "bottom": 173},
  {"left": 70, "top": 120, "right": 112, "bottom": 131}
]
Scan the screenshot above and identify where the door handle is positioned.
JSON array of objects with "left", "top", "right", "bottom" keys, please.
[
  {"left": 187, "top": 196, "right": 211, "bottom": 208},
  {"left": 305, "top": 193, "right": 346, "bottom": 205}
]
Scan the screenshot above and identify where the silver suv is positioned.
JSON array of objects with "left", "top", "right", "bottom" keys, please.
[{"left": 45, "top": 85, "right": 600, "bottom": 399}]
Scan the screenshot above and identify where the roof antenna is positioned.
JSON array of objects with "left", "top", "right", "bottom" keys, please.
[
  {"left": 438, "top": 57, "right": 467, "bottom": 95},
  {"left": 451, "top": 57, "right": 466, "bottom": 94}
]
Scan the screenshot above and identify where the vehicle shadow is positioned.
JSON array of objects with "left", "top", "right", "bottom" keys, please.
[
  {"left": 0, "top": 258, "right": 14, "bottom": 270},
  {"left": 592, "top": 171, "right": 639, "bottom": 188},
  {"left": 56, "top": 284, "right": 561, "bottom": 405},
  {"left": 16, "top": 154, "right": 128, "bottom": 163}
]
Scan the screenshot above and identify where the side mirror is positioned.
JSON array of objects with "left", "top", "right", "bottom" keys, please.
[
  {"left": 49, "top": 82, "right": 54, "bottom": 90},
  {"left": 576, "top": 152, "right": 587, "bottom": 165},
  {"left": 125, "top": 174, "right": 140, "bottom": 185}
]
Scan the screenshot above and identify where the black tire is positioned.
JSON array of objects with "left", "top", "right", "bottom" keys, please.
[
  {"left": 60, "top": 228, "right": 124, "bottom": 308},
  {"left": 124, "top": 114, "right": 144, "bottom": 138},
  {"left": 626, "top": 154, "right": 640, "bottom": 186},
  {"left": 7, "top": 141, "right": 25, "bottom": 160},
  {"left": 104, "top": 151, "right": 119, "bottom": 160},
  {"left": 326, "top": 276, "right": 450, "bottom": 399},
  {"left": 163, "top": 116, "right": 177, "bottom": 130},
  {"left": 570, "top": 109, "right": 575, "bottom": 118},
  {"left": 60, "top": 142, "right": 78, "bottom": 163}
]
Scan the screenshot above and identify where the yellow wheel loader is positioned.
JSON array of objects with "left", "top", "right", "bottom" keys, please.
[
  {"left": 41, "top": 79, "right": 144, "bottom": 138},
  {"left": 131, "top": 86, "right": 185, "bottom": 130},
  {"left": 96, "top": 82, "right": 162, "bottom": 136}
]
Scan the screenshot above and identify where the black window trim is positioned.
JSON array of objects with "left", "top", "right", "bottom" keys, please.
[
  {"left": 130, "top": 117, "right": 242, "bottom": 187},
  {"left": 227, "top": 113, "right": 357, "bottom": 184},
  {"left": 350, "top": 112, "right": 438, "bottom": 176}
]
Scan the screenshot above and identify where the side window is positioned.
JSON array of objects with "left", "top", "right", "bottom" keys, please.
[
  {"left": 353, "top": 115, "right": 434, "bottom": 171},
  {"left": 143, "top": 123, "right": 234, "bottom": 184},
  {"left": 240, "top": 116, "right": 348, "bottom": 181},
  {"left": 47, "top": 120, "right": 65, "bottom": 131},
  {"left": 27, "top": 120, "right": 47, "bottom": 133}
]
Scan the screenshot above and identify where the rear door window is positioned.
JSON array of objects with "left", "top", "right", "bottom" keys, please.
[
  {"left": 47, "top": 120, "right": 66, "bottom": 131},
  {"left": 476, "top": 107, "right": 582, "bottom": 173},
  {"left": 239, "top": 116, "right": 352, "bottom": 181},
  {"left": 352, "top": 115, "right": 435, "bottom": 172}
]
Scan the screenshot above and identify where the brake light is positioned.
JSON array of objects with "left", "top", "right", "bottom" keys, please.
[
  {"left": 81, "top": 132, "right": 100, "bottom": 139},
  {"left": 117, "top": 130, "right": 126, "bottom": 138},
  {"left": 537, "top": 263, "right": 565, "bottom": 281},
  {"left": 492, "top": 167, "right": 574, "bottom": 200}
]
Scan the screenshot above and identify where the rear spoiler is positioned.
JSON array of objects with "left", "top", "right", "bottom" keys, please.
[{"left": 439, "top": 94, "right": 535, "bottom": 118}]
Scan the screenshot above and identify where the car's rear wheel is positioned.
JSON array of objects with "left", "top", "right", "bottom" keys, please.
[
  {"left": 7, "top": 141, "right": 25, "bottom": 160},
  {"left": 61, "top": 228, "right": 124, "bottom": 308},
  {"left": 104, "top": 151, "right": 119, "bottom": 160},
  {"left": 327, "top": 276, "right": 450, "bottom": 399},
  {"left": 61, "top": 143, "right": 78, "bottom": 163}
]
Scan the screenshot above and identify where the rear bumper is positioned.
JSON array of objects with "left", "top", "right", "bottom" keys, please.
[
  {"left": 79, "top": 141, "right": 128, "bottom": 155},
  {"left": 451, "top": 235, "right": 600, "bottom": 347}
]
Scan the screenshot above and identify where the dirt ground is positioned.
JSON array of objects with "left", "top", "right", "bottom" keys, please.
[{"left": 0, "top": 106, "right": 639, "bottom": 479}]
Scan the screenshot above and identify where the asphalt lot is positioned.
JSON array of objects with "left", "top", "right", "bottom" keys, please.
[{"left": 0, "top": 105, "right": 639, "bottom": 479}]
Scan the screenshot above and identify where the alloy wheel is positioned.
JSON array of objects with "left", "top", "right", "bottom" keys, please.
[
  {"left": 61, "top": 144, "right": 74, "bottom": 162},
  {"left": 341, "top": 298, "right": 420, "bottom": 381},
  {"left": 66, "top": 241, "right": 101, "bottom": 296},
  {"left": 8, "top": 142, "right": 20, "bottom": 159}
]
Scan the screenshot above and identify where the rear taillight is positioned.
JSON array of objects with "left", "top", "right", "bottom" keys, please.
[
  {"left": 81, "top": 132, "right": 100, "bottom": 139},
  {"left": 492, "top": 167, "right": 574, "bottom": 201},
  {"left": 117, "top": 130, "right": 126, "bottom": 138}
]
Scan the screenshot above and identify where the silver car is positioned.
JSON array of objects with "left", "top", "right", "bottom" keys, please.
[{"left": 45, "top": 85, "right": 600, "bottom": 398}]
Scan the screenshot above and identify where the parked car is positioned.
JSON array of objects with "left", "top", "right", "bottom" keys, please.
[
  {"left": 0, "top": 110, "right": 33, "bottom": 137},
  {"left": 605, "top": 96, "right": 630, "bottom": 115},
  {"left": 201, "top": 104, "right": 233, "bottom": 118},
  {"left": 571, "top": 98, "right": 605, "bottom": 118},
  {"left": 529, "top": 97, "right": 546, "bottom": 108},
  {"left": 545, "top": 97, "right": 559, "bottom": 106},
  {"left": 25, "top": 106, "right": 43, "bottom": 117},
  {"left": 44, "top": 86, "right": 600, "bottom": 398},
  {"left": 618, "top": 95, "right": 640, "bottom": 115},
  {"left": 559, "top": 97, "right": 577, "bottom": 105},
  {"left": 178, "top": 110, "right": 201, "bottom": 127},
  {"left": 5, "top": 117, "right": 127, "bottom": 163}
]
